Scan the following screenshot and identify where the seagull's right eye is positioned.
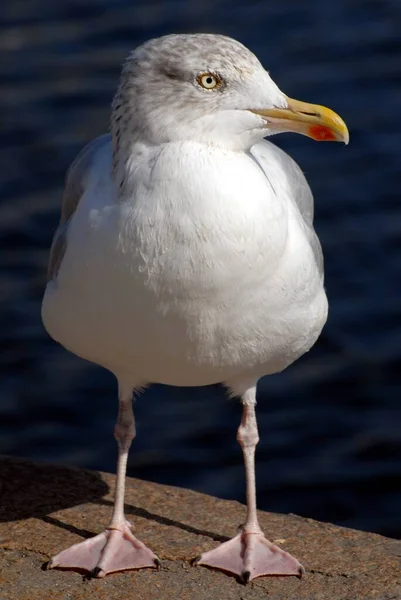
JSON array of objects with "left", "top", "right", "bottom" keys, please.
[{"left": 196, "top": 72, "right": 222, "bottom": 90}]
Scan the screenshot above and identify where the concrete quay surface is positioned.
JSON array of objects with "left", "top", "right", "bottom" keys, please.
[{"left": 0, "top": 457, "right": 400, "bottom": 600}]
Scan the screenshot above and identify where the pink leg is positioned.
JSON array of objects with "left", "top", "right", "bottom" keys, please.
[
  {"left": 195, "top": 385, "right": 304, "bottom": 583},
  {"left": 49, "top": 381, "right": 159, "bottom": 577}
]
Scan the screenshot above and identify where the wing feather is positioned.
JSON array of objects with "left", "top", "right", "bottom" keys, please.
[
  {"left": 47, "top": 134, "right": 111, "bottom": 282},
  {"left": 250, "top": 139, "right": 323, "bottom": 274}
]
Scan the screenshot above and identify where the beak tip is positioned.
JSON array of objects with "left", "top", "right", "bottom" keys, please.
[{"left": 341, "top": 129, "right": 350, "bottom": 145}]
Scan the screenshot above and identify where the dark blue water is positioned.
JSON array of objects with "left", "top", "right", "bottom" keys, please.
[{"left": 1, "top": 0, "right": 401, "bottom": 539}]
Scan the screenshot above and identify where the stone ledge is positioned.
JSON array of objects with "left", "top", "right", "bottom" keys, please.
[{"left": 0, "top": 456, "right": 400, "bottom": 599}]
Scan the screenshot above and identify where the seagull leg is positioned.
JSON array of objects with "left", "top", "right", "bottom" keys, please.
[
  {"left": 49, "top": 381, "right": 159, "bottom": 577},
  {"left": 195, "top": 385, "right": 303, "bottom": 582}
]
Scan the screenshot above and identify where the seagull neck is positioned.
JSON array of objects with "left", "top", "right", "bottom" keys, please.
[{"left": 111, "top": 134, "right": 156, "bottom": 193}]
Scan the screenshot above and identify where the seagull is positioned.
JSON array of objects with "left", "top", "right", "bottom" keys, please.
[{"left": 42, "top": 33, "right": 348, "bottom": 582}]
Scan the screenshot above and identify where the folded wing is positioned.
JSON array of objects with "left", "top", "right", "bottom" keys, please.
[
  {"left": 250, "top": 139, "right": 323, "bottom": 275},
  {"left": 47, "top": 134, "right": 111, "bottom": 282}
]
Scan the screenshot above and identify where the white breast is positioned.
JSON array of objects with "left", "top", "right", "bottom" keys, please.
[{"left": 42, "top": 141, "right": 327, "bottom": 386}]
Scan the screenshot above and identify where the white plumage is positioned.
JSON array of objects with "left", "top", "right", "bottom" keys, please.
[{"left": 42, "top": 134, "right": 327, "bottom": 387}]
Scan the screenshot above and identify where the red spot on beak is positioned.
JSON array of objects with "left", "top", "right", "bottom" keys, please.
[{"left": 308, "top": 125, "right": 337, "bottom": 141}]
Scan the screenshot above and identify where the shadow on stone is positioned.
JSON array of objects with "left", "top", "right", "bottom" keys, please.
[
  {"left": 0, "top": 456, "right": 229, "bottom": 544},
  {"left": 98, "top": 496, "right": 230, "bottom": 543},
  {"left": 0, "top": 456, "right": 109, "bottom": 523}
]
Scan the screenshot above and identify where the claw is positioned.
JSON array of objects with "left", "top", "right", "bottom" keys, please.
[
  {"left": 240, "top": 570, "right": 251, "bottom": 584},
  {"left": 297, "top": 565, "right": 306, "bottom": 578}
]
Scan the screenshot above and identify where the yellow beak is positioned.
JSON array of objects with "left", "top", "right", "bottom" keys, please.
[{"left": 251, "top": 97, "right": 349, "bottom": 144}]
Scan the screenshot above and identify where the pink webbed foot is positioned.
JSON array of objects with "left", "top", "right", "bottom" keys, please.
[
  {"left": 194, "top": 530, "right": 304, "bottom": 583},
  {"left": 49, "top": 522, "right": 160, "bottom": 577}
]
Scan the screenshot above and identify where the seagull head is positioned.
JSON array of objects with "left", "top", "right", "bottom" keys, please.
[{"left": 112, "top": 33, "right": 349, "bottom": 152}]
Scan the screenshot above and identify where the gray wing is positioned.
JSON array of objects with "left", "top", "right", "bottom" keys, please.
[
  {"left": 47, "top": 133, "right": 111, "bottom": 282},
  {"left": 250, "top": 139, "right": 323, "bottom": 274}
]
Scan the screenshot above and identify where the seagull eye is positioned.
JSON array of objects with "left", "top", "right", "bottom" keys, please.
[{"left": 197, "top": 72, "right": 222, "bottom": 90}]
